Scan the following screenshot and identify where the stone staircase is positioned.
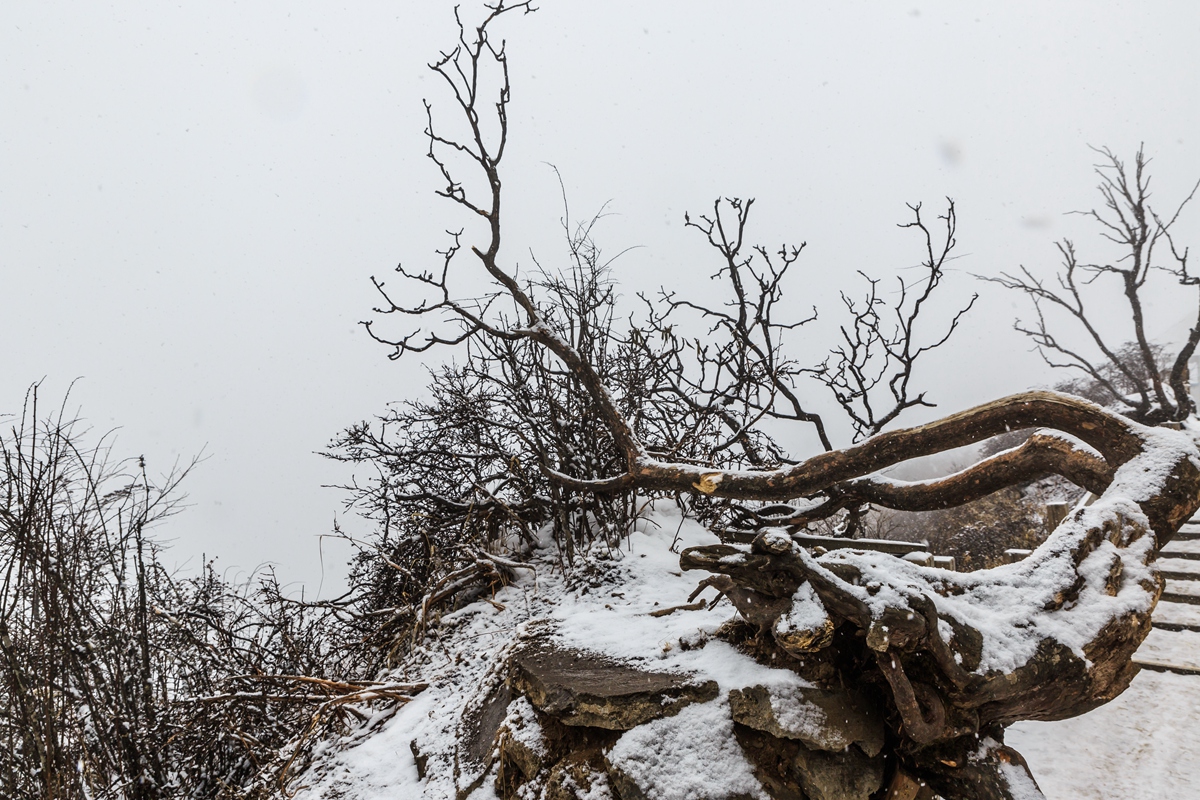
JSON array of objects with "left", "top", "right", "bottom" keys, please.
[{"left": 1134, "top": 519, "right": 1200, "bottom": 676}]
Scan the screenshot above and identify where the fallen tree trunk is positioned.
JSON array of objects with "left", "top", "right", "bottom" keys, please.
[{"left": 674, "top": 392, "right": 1200, "bottom": 798}]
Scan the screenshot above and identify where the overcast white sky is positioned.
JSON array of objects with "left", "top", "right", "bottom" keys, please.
[{"left": 4, "top": 1, "right": 1199, "bottom": 596}]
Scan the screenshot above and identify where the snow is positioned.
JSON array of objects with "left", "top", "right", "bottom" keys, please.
[
  {"left": 997, "top": 759, "right": 1046, "bottom": 800},
  {"left": 295, "top": 503, "right": 1200, "bottom": 800},
  {"left": 1002, "top": 424, "right": 1200, "bottom": 800},
  {"left": 296, "top": 684, "right": 442, "bottom": 799},
  {"left": 1162, "top": 538, "right": 1200, "bottom": 555},
  {"left": 815, "top": 497, "right": 1159, "bottom": 674},
  {"left": 1158, "top": 557, "right": 1200, "bottom": 576},
  {"left": 1035, "top": 430, "right": 1106, "bottom": 462},
  {"left": 607, "top": 696, "right": 769, "bottom": 800},
  {"left": 1113, "top": 423, "right": 1200, "bottom": 500},
  {"left": 1165, "top": 579, "right": 1200, "bottom": 598},
  {"left": 804, "top": 420, "right": 1200, "bottom": 677},
  {"left": 975, "top": 737, "right": 1045, "bottom": 800},
  {"left": 501, "top": 696, "right": 548, "bottom": 760},
  {"left": 295, "top": 506, "right": 806, "bottom": 800},
  {"left": 766, "top": 685, "right": 830, "bottom": 744},
  {"left": 773, "top": 582, "right": 831, "bottom": 637},
  {"left": 1009, "top": 670, "right": 1200, "bottom": 799},
  {"left": 1150, "top": 600, "right": 1200, "bottom": 628},
  {"left": 542, "top": 516, "right": 814, "bottom": 696},
  {"left": 556, "top": 770, "right": 614, "bottom": 800}
]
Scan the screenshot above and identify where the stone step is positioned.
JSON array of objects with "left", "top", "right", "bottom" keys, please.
[
  {"left": 1162, "top": 571, "right": 1200, "bottom": 581},
  {"left": 1164, "top": 537, "right": 1200, "bottom": 555},
  {"left": 1053, "top": 513, "right": 1200, "bottom": 676},
  {"left": 1133, "top": 657, "right": 1200, "bottom": 677},
  {"left": 1152, "top": 620, "right": 1200, "bottom": 633},
  {"left": 789, "top": 532, "right": 930, "bottom": 556},
  {"left": 1134, "top": 628, "right": 1200, "bottom": 676},
  {"left": 1161, "top": 550, "right": 1200, "bottom": 562},
  {"left": 721, "top": 530, "right": 929, "bottom": 557},
  {"left": 1161, "top": 554, "right": 1200, "bottom": 570},
  {"left": 1153, "top": 600, "right": 1200, "bottom": 629}
]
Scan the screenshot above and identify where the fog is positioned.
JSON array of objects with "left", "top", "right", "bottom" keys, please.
[{"left": 4, "top": 1, "right": 1198, "bottom": 596}]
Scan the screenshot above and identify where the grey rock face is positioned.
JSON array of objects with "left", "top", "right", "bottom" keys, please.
[
  {"left": 460, "top": 681, "right": 512, "bottom": 770},
  {"left": 510, "top": 638, "right": 719, "bottom": 730},
  {"left": 491, "top": 634, "right": 892, "bottom": 800},
  {"left": 728, "top": 684, "right": 885, "bottom": 757},
  {"left": 792, "top": 741, "right": 885, "bottom": 800}
]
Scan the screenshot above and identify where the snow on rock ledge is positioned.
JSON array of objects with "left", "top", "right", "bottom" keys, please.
[{"left": 295, "top": 512, "right": 890, "bottom": 800}]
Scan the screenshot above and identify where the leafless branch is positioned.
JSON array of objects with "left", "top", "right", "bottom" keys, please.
[{"left": 983, "top": 145, "right": 1199, "bottom": 423}]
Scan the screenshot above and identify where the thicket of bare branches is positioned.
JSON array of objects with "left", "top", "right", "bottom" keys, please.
[
  {"left": 0, "top": 388, "right": 184, "bottom": 799},
  {"left": 986, "top": 145, "right": 1200, "bottom": 424},
  {"left": 0, "top": 387, "right": 417, "bottom": 799},
  {"left": 328, "top": 2, "right": 977, "bottom": 663}
]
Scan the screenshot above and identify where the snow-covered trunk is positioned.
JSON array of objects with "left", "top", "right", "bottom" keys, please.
[{"left": 679, "top": 420, "right": 1200, "bottom": 799}]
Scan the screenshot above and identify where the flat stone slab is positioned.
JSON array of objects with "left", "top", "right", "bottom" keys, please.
[
  {"left": 1135, "top": 627, "right": 1200, "bottom": 673},
  {"left": 1164, "top": 580, "right": 1200, "bottom": 605},
  {"left": 510, "top": 637, "right": 718, "bottom": 730},
  {"left": 793, "top": 740, "right": 885, "bottom": 800}
]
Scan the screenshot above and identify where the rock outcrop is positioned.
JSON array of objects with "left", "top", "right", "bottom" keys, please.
[
  {"left": 510, "top": 638, "right": 718, "bottom": 730},
  {"left": 464, "top": 632, "right": 893, "bottom": 800}
]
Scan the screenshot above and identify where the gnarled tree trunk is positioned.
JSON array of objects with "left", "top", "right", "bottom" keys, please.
[{"left": 675, "top": 392, "right": 1200, "bottom": 798}]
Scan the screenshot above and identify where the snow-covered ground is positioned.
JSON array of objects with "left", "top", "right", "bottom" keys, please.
[
  {"left": 1009, "top": 670, "right": 1200, "bottom": 799},
  {"left": 295, "top": 505, "right": 1200, "bottom": 800}
]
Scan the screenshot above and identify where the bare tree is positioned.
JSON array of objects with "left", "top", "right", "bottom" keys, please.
[
  {"left": 985, "top": 146, "right": 1200, "bottom": 424},
  {"left": 636, "top": 197, "right": 830, "bottom": 462},
  {"left": 338, "top": 6, "right": 1200, "bottom": 799},
  {"left": 332, "top": 201, "right": 742, "bottom": 665},
  {"left": 634, "top": 196, "right": 975, "bottom": 459},
  {"left": 815, "top": 201, "right": 977, "bottom": 441},
  {"left": 355, "top": 0, "right": 976, "bottom": 558}
]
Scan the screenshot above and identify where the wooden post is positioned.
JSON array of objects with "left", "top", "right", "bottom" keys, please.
[{"left": 1044, "top": 501, "right": 1071, "bottom": 535}]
